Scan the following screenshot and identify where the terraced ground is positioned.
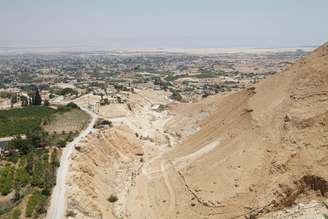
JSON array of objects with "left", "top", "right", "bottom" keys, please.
[{"left": 43, "top": 109, "right": 90, "bottom": 133}]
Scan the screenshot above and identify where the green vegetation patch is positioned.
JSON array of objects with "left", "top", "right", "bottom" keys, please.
[
  {"left": 190, "top": 68, "right": 220, "bottom": 79},
  {"left": 0, "top": 148, "right": 58, "bottom": 217},
  {"left": 164, "top": 73, "right": 188, "bottom": 82},
  {"left": 169, "top": 88, "right": 183, "bottom": 102},
  {"left": 25, "top": 191, "right": 48, "bottom": 217},
  {"left": 0, "top": 106, "right": 56, "bottom": 137},
  {"left": 12, "top": 208, "right": 21, "bottom": 219},
  {"left": 0, "top": 164, "right": 15, "bottom": 195},
  {"left": 15, "top": 165, "right": 30, "bottom": 187},
  {"left": 0, "top": 103, "right": 85, "bottom": 217}
]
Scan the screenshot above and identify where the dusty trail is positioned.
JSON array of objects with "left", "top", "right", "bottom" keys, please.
[
  {"left": 105, "top": 92, "right": 175, "bottom": 219},
  {"left": 173, "top": 140, "right": 220, "bottom": 170},
  {"left": 161, "top": 161, "right": 176, "bottom": 212},
  {"left": 48, "top": 44, "right": 328, "bottom": 219},
  {"left": 133, "top": 140, "right": 221, "bottom": 218},
  {"left": 62, "top": 90, "right": 220, "bottom": 219},
  {"left": 46, "top": 107, "right": 97, "bottom": 219},
  {"left": 142, "top": 140, "right": 220, "bottom": 179}
]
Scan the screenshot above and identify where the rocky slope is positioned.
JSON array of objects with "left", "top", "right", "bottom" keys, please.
[
  {"left": 157, "top": 42, "right": 328, "bottom": 218},
  {"left": 62, "top": 42, "right": 328, "bottom": 219}
]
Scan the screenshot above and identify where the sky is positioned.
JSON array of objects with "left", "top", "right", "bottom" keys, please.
[{"left": 0, "top": 0, "right": 327, "bottom": 49}]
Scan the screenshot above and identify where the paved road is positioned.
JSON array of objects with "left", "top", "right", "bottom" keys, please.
[{"left": 46, "top": 107, "right": 98, "bottom": 219}]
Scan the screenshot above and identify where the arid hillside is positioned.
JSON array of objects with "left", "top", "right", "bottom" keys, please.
[
  {"left": 62, "top": 42, "right": 328, "bottom": 219},
  {"left": 156, "top": 42, "right": 328, "bottom": 218}
]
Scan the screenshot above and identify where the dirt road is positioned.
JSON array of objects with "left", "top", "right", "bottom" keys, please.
[
  {"left": 46, "top": 106, "right": 98, "bottom": 219},
  {"left": 142, "top": 140, "right": 220, "bottom": 179}
]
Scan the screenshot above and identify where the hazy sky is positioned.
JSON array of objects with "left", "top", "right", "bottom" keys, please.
[{"left": 1, "top": 0, "right": 327, "bottom": 48}]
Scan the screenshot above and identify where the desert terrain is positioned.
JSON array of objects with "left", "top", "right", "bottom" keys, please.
[
  {"left": 52, "top": 42, "right": 328, "bottom": 219},
  {"left": 1, "top": 44, "right": 312, "bottom": 219},
  {"left": 1, "top": 1, "right": 327, "bottom": 218}
]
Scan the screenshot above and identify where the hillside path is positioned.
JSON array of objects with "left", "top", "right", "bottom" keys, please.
[{"left": 46, "top": 106, "right": 98, "bottom": 219}]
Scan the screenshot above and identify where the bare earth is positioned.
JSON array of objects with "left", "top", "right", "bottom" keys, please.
[{"left": 54, "top": 42, "right": 328, "bottom": 219}]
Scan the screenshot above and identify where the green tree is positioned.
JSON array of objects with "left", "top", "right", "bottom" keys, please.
[
  {"left": 43, "top": 99, "right": 50, "bottom": 106},
  {"left": 10, "top": 94, "right": 18, "bottom": 108},
  {"left": 7, "top": 136, "right": 32, "bottom": 155},
  {"left": 13, "top": 181, "right": 22, "bottom": 202},
  {"left": 26, "top": 153, "right": 34, "bottom": 175},
  {"left": 33, "top": 88, "right": 42, "bottom": 106},
  {"left": 20, "top": 96, "right": 28, "bottom": 107}
]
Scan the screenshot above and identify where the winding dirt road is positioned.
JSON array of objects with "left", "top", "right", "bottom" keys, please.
[
  {"left": 142, "top": 140, "right": 220, "bottom": 179},
  {"left": 46, "top": 107, "right": 98, "bottom": 219},
  {"left": 135, "top": 140, "right": 221, "bottom": 218}
]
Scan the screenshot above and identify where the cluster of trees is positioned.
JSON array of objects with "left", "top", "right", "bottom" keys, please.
[
  {"left": 0, "top": 106, "right": 56, "bottom": 138},
  {"left": 6, "top": 129, "right": 49, "bottom": 155},
  {"left": 114, "top": 84, "right": 131, "bottom": 92},
  {"left": 170, "top": 88, "right": 183, "bottom": 102},
  {"left": 58, "top": 102, "right": 79, "bottom": 111},
  {"left": 0, "top": 86, "right": 53, "bottom": 108},
  {"left": 1, "top": 132, "right": 58, "bottom": 191},
  {"left": 100, "top": 98, "right": 110, "bottom": 106},
  {"left": 57, "top": 88, "right": 78, "bottom": 96},
  {"left": 94, "top": 119, "right": 113, "bottom": 129},
  {"left": 4, "top": 116, "right": 78, "bottom": 154},
  {"left": 154, "top": 77, "right": 173, "bottom": 91},
  {"left": 21, "top": 87, "right": 43, "bottom": 107},
  {"left": 164, "top": 73, "right": 188, "bottom": 82},
  {"left": 0, "top": 123, "right": 72, "bottom": 217},
  {"left": 0, "top": 94, "right": 84, "bottom": 216},
  {"left": 0, "top": 146, "right": 58, "bottom": 217}
]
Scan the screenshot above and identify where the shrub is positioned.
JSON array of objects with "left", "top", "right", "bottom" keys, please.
[
  {"left": 31, "top": 156, "right": 47, "bottom": 187},
  {"left": 7, "top": 136, "right": 33, "bottom": 155},
  {"left": 58, "top": 140, "right": 66, "bottom": 148},
  {"left": 0, "top": 165, "right": 15, "bottom": 195},
  {"left": 12, "top": 208, "right": 21, "bottom": 219},
  {"left": 44, "top": 99, "right": 50, "bottom": 106},
  {"left": 94, "top": 119, "right": 113, "bottom": 129},
  {"left": 15, "top": 167, "right": 30, "bottom": 187},
  {"left": 100, "top": 120, "right": 112, "bottom": 127},
  {"left": 49, "top": 93, "right": 55, "bottom": 99},
  {"left": 65, "top": 134, "right": 74, "bottom": 142},
  {"left": 66, "top": 210, "right": 77, "bottom": 217},
  {"left": 157, "top": 104, "right": 168, "bottom": 112},
  {"left": 108, "top": 194, "right": 118, "bottom": 203},
  {"left": 100, "top": 98, "right": 110, "bottom": 106},
  {"left": 25, "top": 191, "right": 47, "bottom": 217},
  {"left": 59, "top": 88, "right": 78, "bottom": 96},
  {"left": 170, "top": 89, "right": 182, "bottom": 101},
  {"left": 65, "top": 102, "right": 79, "bottom": 109}
]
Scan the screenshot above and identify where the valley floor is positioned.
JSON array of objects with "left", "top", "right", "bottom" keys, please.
[{"left": 62, "top": 89, "right": 225, "bottom": 219}]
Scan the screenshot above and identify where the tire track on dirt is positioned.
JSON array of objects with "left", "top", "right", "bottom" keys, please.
[{"left": 161, "top": 160, "right": 176, "bottom": 212}]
